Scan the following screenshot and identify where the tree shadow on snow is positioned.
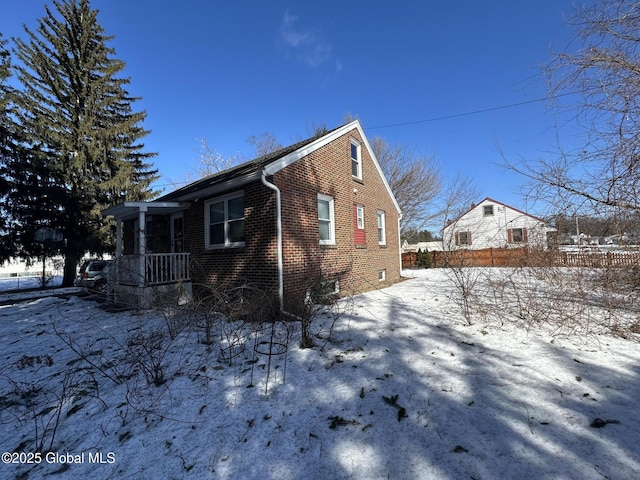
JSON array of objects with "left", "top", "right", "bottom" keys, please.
[{"left": 211, "top": 279, "right": 640, "bottom": 479}]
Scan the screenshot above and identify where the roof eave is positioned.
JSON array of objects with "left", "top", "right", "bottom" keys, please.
[
  {"left": 263, "top": 120, "right": 402, "bottom": 215},
  {"left": 163, "top": 171, "right": 261, "bottom": 202},
  {"left": 102, "top": 201, "right": 191, "bottom": 221}
]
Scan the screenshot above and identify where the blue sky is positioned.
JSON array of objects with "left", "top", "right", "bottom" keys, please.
[{"left": 2, "top": 1, "right": 580, "bottom": 215}]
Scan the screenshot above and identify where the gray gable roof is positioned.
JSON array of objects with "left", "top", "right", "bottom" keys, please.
[{"left": 158, "top": 127, "right": 340, "bottom": 202}]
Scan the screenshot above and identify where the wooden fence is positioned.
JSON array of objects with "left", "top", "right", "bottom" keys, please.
[
  {"left": 402, "top": 248, "right": 640, "bottom": 269},
  {"left": 402, "top": 252, "right": 418, "bottom": 268},
  {"left": 553, "top": 250, "right": 640, "bottom": 268}
]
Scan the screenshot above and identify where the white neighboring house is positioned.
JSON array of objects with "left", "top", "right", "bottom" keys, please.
[
  {"left": 443, "top": 198, "right": 555, "bottom": 250},
  {"left": 0, "top": 257, "right": 65, "bottom": 278},
  {"left": 401, "top": 240, "right": 444, "bottom": 253}
]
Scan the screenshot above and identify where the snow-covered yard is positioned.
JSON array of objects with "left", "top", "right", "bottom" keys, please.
[{"left": 0, "top": 269, "right": 639, "bottom": 479}]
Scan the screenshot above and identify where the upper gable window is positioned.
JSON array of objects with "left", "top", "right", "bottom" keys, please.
[
  {"left": 351, "top": 139, "right": 362, "bottom": 180},
  {"left": 483, "top": 205, "right": 494, "bottom": 216},
  {"left": 205, "top": 191, "right": 245, "bottom": 248}
]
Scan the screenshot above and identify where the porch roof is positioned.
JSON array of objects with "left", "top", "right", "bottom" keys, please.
[{"left": 102, "top": 201, "right": 190, "bottom": 221}]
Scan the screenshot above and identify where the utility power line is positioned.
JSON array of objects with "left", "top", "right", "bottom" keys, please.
[{"left": 367, "top": 91, "right": 577, "bottom": 130}]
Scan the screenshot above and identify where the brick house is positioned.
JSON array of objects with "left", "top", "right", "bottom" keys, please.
[
  {"left": 442, "top": 197, "right": 555, "bottom": 250},
  {"left": 103, "top": 120, "right": 402, "bottom": 311}
]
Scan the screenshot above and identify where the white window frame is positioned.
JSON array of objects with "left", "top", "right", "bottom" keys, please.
[
  {"left": 483, "top": 205, "right": 494, "bottom": 216},
  {"left": 351, "top": 139, "right": 362, "bottom": 180},
  {"left": 378, "top": 269, "right": 386, "bottom": 282},
  {"left": 318, "top": 194, "right": 336, "bottom": 245},
  {"left": 456, "top": 231, "right": 471, "bottom": 245},
  {"left": 509, "top": 227, "right": 526, "bottom": 243},
  {"left": 205, "top": 191, "right": 245, "bottom": 249},
  {"left": 377, "top": 210, "right": 386, "bottom": 245},
  {"left": 356, "top": 204, "right": 365, "bottom": 229}
]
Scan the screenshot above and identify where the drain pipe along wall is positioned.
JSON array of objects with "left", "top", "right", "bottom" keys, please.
[{"left": 260, "top": 172, "right": 285, "bottom": 313}]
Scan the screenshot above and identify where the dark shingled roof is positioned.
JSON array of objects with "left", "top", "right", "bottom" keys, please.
[{"left": 158, "top": 126, "right": 341, "bottom": 202}]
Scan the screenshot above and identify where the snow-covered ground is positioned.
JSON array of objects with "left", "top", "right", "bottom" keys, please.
[
  {"left": 0, "top": 269, "right": 639, "bottom": 479},
  {"left": 0, "top": 275, "right": 63, "bottom": 293}
]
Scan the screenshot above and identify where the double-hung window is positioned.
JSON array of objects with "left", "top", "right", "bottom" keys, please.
[
  {"left": 318, "top": 194, "right": 335, "bottom": 245},
  {"left": 356, "top": 205, "right": 365, "bottom": 229},
  {"left": 354, "top": 204, "right": 366, "bottom": 245},
  {"left": 508, "top": 228, "right": 527, "bottom": 243},
  {"left": 377, "top": 210, "right": 386, "bottom": 245},
  {"left": 205, "top": 191, "right": 245, "bottom": 248},
  {"left": 351, "top": 139, "right": 362, "bottom": 180},
  {"left": 455, "top": 231, "right": 472, "bottom": 246}
]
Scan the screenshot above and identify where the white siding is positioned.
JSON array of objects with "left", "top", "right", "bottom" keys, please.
[{"left": 443, "top": 199, "right": 551, "bottom": 250}]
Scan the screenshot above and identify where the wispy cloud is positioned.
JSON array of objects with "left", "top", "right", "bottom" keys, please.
[{"left": 279, "top": 10, "right": 335, "bottom": 69}]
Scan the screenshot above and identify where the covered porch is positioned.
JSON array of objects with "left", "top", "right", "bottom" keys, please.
[{"left": 102, "top": 201, "right": 192, "bottom": 308}]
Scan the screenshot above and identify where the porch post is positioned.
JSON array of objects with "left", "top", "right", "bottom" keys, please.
[
  {"left": 115, "top": 219, "right": 122, "bottom": 256},
  {"left": 138, "top": 206, "right": 147, "bottom": 287},
  {"left": 114, "top": 219, "right": 122, "bottom": 305}
]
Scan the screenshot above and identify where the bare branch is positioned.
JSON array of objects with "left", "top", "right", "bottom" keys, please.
[
  {"left": 505, "top": 0, "right": 640, "bottom": 217},
  {"left": 372, "top": 136, "right": 442, "bottom": 233}
]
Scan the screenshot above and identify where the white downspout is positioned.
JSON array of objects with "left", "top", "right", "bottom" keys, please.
[
  {"left": 398, "top": 213, "right": 403, "bottom": 274},
  {"left": 261, "top": 172, "right": 284, "bottom": 312}
]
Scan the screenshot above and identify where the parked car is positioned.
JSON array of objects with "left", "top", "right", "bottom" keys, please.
[{"left": 74, "top": 259, "right": 113, "bottom": 292}]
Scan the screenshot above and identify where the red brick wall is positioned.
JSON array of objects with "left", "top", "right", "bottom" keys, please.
[
  {"left": 274, "top": 128, "right": 401, "bottom": 311},
  {"left": 180, "top": 127, "right": 400, "bottom": 313},
  {"left": 184, "top": 182, "right": 279, "bottom": 296}
]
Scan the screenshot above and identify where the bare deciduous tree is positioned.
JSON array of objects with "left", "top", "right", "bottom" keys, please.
[
  {"left": 247, "top": 132, "right": 283, "bottom": 158},
  {"left": 372, "top": 137, "right": 442, "bottom": 234},
  {"left": 508, "top": 0, "right": 640, "bottom": 215},
  {"left": 194, "top": 132, "right": 284, "bottom": 180},
  {"left": 195, "top": 138, "right": 242, "bottom": 177}
]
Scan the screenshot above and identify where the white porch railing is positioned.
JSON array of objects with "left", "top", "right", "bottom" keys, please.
[
  {"left": 146, "top": 252, "right": 190, "bottom": 285},
  {"left": 113, "top": 253, "right": 190, "bottom": 286}
]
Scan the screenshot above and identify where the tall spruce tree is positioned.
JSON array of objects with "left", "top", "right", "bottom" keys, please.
[
  {"left": 0, "top": 33, "right": 13, "bottom": 260},
  {"left": 7, "top": 0, "right": 158, "bottom": 285}
]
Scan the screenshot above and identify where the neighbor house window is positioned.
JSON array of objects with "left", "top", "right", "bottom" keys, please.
[
  {"left": 508, "top": 228, "right": 528, "bottom": 243},
  {"left": 205, "top": 191, "right": 245, "bottom": 248},
  {"left": 377, "top": 210, "right": 386, "bottom": 245},
  {"left": 378, "top": 269, "right": 386, "bottom": 282},
  {"left": 351, "top": 139, "right": 362, "bottom": 179},
  {"left": 318, "top": 194, "right": 335, "bottom": 245},
  {"left": 483, "top": 205, "right": 494, "bottom": 216},
  {"left": 455, "top": 231, "right": 472, "bottom": 245}
]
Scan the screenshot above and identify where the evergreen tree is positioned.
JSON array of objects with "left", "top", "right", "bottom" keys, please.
[
  {"left": 0, "top": 33, "right": 16, "bottom": 261},
  {"left": 415, "top": 248, "right": 432, "bottom": 268},
  {"left": 6, "top": 0, "right": 158, "bottom": 285}
]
